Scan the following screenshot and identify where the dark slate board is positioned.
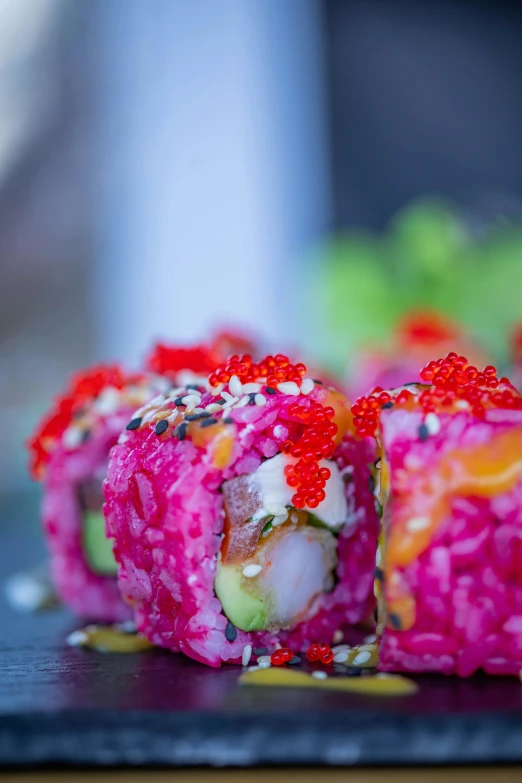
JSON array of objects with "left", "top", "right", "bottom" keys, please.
[{"left": 2, "top": 491, "right": 522, "bottom": 768}]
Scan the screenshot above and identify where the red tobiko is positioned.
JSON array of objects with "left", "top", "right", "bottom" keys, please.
[
  {"left": 146, "top": 343, "right": 221, "bottom": 380},
  {"left": 28, "top": 364, "right": 141, "bottom": 479},
  {"left": 209, "top": 354, "right": 338, "bottom": 509},
  {"left": 398, "top": 311, "right": 460, "bottom": 349},
  {"left": 352, "top": 353, "right": 522, "bottom": 438}
]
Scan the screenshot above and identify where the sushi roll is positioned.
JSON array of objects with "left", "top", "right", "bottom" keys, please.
[
  {"left": 353, "top": 352, "right": 522, "bottom": 676},
  {"left": 28, "top": 364, "right": 168, "bottom": 621},
  {"left": 104, "top": 353, "right": 379, "bottom": 666},
  {"left": 348, "top": 311, "right": 488, "bottom": 399}
]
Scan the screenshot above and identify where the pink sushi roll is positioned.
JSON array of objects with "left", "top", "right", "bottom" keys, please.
[
  {"left": 28, "top": 365, "right": 168, "bottom": 621},
  {"left": 353, "top": 352, "right": 522, "bottom": 676},
  {"left": 104, "top": 353, "right": 379, "bottom": 666}
]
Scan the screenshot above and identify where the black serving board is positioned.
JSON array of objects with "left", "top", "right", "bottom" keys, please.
[{"left": 2, "top": 491, "right": 522, "bottom": 768}]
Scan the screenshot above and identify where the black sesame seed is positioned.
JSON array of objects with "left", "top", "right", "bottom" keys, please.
[
  {"left": 223, "top": 417, "right": 234, "bottom": 424},
  {"left": 186, "top": 384, "right": 201, "bottom": 390},
  {"left": 201, "top": 418, "right": 218, "bottom": 428},
  {"left": 155, "top": 419, "right": 168, "bottom": 436},
  {"left": 225, "top": 621, "right": 237, "bottom": 642},
  {"left": 253, "top": 647, "right": 268, "bottom": 656},
  {"left": 186, "top": 413, "right": 203, "bottom": 422},
  {"left": 198, "top": 411, "right": 212, "bottom": 418},
  {"left": 248, "top": 393, "right": 257, "bottom": 405},
  {"left": 288, "top": 655, "right": 301, "bottom": 665},
  {"left": 342, "top": 473, "right": 354, "bottom": 484},
  {"left": 176, "top": 422, "right": 188, "bottom": 440},
  {"left": 418, "top": 423, "right": 429, "bottom": 441},
  {"left": 390, "top": 612, "right": 402, "bottom": 630},
  {"left": 381, "top": 402, "right": 393, "bottom": 410},
  {"left": 81, "top": 429, "right": 91, "bottom": 443},
  {"left": 374, "top": 567, "right": 384, "bottom": 581},
  {"left": 126, "top": 417, "right": 142, "bottom": 431},
  {"left": 265, "top": 387, "right": 277, "bottom": 394},
  {"left": 374, "top": 458, "right": 381, "bottom": 468},
  {"left": 312, "top": 379, "right": 323, "bottom": 384},
  {"left": 174, "top": 397, "right": 185, "bottom": 406},
  {"left": 373, "top": 606, "right": 378, "bottom": 623},
  {"left": 344, "top": 667, "right": 362, "bottom": 677},
  {"left": 215, "top": 398, "right": 226, "bottom": 405},
  {"left": 368, "top": 475, "right": 376, "bottom": 494}
]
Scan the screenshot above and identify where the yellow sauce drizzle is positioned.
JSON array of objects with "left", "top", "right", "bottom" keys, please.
[{"left": 239, "top": 667, "right": 417, "bottom": 696}]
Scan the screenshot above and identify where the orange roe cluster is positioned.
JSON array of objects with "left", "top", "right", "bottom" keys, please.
[
  {"left": 398, "top": 311, "right": 460, "bottom": 348},
  {"left": 209, "top": 354, "right": 338, "bottom": 509},
  {"left": 146, "top": 343, "right": 220, "bottom": 379},
  {"left": 28, "top": 364, "right": 141, "bottom": 479},
  {"left": 352, "top": 352, "right": 522, "bottom": 438}
]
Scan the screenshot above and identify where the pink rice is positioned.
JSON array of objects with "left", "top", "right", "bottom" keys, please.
[
  {"left": 104, "top": 387, "right": 379, "bottom": 666},
  {"left": 42, "top": 410, "right": 135, "bottom": 622},
  {"left": 378, "top": 407, "right": 522, "bottom": 677}
]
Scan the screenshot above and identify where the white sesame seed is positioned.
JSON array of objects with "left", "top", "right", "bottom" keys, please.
[
  {"left": 211, "top": 383, "right": 224, "bottom": 396},
  {"left": 257, "top": 377, "right": 268, "bottom": 383},
  {"left": 352, "top": 650, "right": 372, "bottom": 666},
  {"left": 424, "top": 412, "right": 441, "bottom": 435},
  {"left": 256, "top": 655, "right": 271, "bottom": 664},
  {"left": 455, "top": 399, "right": 469, "bottom": 410},
  {"left": 242, "top": 644, "right": 252, "bottom": 667},
  {"left": 221, "top": 397, "right": 239, "bottom": 409},
  {"left": 258, "top": 660, "right": 271, "bottom": 669},
  {"left": 276, "top": 381, "right": 301, "bottom": 396},
  {"left": 243, "top": 564, "right": 262, "bottom": 578},
  {"left": 66, "top": 630, "right": 88, "bottom": 647},
  {"left": 266, "top": 504, "right": 287, "bottom": 516},
  {"left": 118, "top": 620, "right": 137, "bottom": 633},
  {"left": 205, "top": 403, "right": 222, "bottom": 414},
  {"left": 247, "top": 665, "right": 260, "bottom": 672},
  {"left": 363, "top": 634, "right": 377, "bottom": 644},
  {"left": 406, "top": 516, "right": 430, "bottom": 533},
  {"left": 376, "top": 548, "right": 382, "bottom": 567},
  {"left": 254, "top": 394, "right": 266, "bottom": 406},
  {"left": 300, "top": 378, "right": 315, "bottom": 395},
  {"left": 332, "top": 644, "right": 351, "bottom": 654},
  {"left": 62, "top": 427, "right": 83, "bottom": 450},
  {"left": 94, "top": 386, "right": 121, "bottom": 415},
  {"left": 229, "top": 375, "right": 243, "bottom": 397},
  {"left": 221, "top": 391, "right": 234, "bottom": 402},
  {"left": 312, "top": 671, "right": 328, "bottom": 680},
  {"left": 233, "top": 396, "right": 250, "bottom": 409},
  {"left": 192, "top": 407, "right": 204, "bottom": 414},
  {"left": 181, "top": 394, "right": 201, "bottom": 406},
  {"left": 333, "top": 652, "right": 349, "bottom": 663},
  {"left": 332, "top": 630, "right": 344, "bottom": 644},
  {"left": 242, "top": 382, "right": 262, "bottom": 394}
]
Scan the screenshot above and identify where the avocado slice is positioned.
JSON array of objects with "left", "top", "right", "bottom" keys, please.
[
  {"left": 82, "top": 510, "right": 118, "bottom": 576},
  {"left": 215, "top": 562, "right": 270, "bottom": 632}
]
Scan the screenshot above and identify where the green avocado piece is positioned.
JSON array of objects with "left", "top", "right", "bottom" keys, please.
[
  {"left": 215, "top": 562, "right": 270, "bottom": 632},
  {"left": 82, "top": 511, "right": 118, "bottom": 576}
]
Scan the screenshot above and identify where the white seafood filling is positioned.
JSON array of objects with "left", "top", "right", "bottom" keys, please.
[{"left": 249, "top": 453, "right": 348, "bottom": 530}]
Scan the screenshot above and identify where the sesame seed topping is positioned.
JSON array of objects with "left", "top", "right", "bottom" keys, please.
[
  {"left": 425, "top": 412, "right": 441, "bottom": 435},
  {"left": 186, "top": 383, "right": 201, "bottom": 390},
  {"left": 288, "top": 655, "right": 301, "bottom": 665},
  {"left": 374, "top": 567, "right": 384, "bottom": 581},
  {"left": 333, "top": 652, "right": 348, "bottom": 663},
  {"left": 229, "top": 374, "right": 243, "bottom": 397},
  {"left": 126, "top": 417, "right": 142, "bottom": 431},
  {"left": 201, "top": 418, "right": 218, "bottom": 428},
  {"left": 312, "top": 671, "right": 328, "bottom": 680},
  {"left": 62, "top": 427, "right": 83, "bottom": 449},
  {"left": 211, "top": 383, "right": 224, "bottom": 396},
  {"left": 300, "top": 378, "right": 315, "bottom": 395},
  {"left": 363, "top": 634, "right": 377, "bottom": 644},
  {"left": 242, "top": 382, "right": 262, "bottom": 394},
  {"left": 181, "top": 394, "right": 201, "bottom": 406},
  {"left": 352, "top": 650, "right": 371, "bottom": 666},
  {"left": 256, "top": 655, "right": 271, "bottom": 664},
  {"left": 243, "top": 564, "right": 262, "bottom": 578},
  {"left": 155, "top": 420, "right": 168, "bottom": 435},
  {"left": 389, "top": 613, "right": 402, "bottom": 630},
  {"left": 66, "top": 630, "right": 88, "bottom": 647},
  {"left": 242, "top": 644, "right": 253, "bottom": 667},
  {"left": 174, "top": 397, "right": 185, "bottom": 406},
  {"left": 276, "top": 381, "right": 300, "bottom": 396},
  {"left": 225, "top": 621, "right": 237, "bottom": 642},
  {"left": 253, "top": 647, "right": 268, "bottom": 656},
  {"left": 381, "top": 402, "right": 393, "bottom": 409},
  {"left": 265, "top": 387, "right": 277, "bottom": 395},
  {"left": 258, "top": 660, "right": 271, "bottom": 669},
  {"left": 185, "top": 413, "right": 204, "bottom": 422},
  {"left": 223, "top": 417, "right": 234, "bottom": 424},
  {"left": 233, "top": 396, "right": 249, "bottom": 409},
  {"left": 254, "top": 393, "right": 266, "bottom": 406},
  {"left": 221, "top": 391, "right": 234, "bottom": 401},
  {"left": 205, "top": 403, "right": 222, "bottom": 414},
  {"left": 176, "top": 422, "right": 188, "bottom": 440},
  {"left": 406, "top": 516, "right": 430, "bottom": 533},
  {"left": 332, "top": 630, "right": 343, "bottom": 644},
  {"left": 312, "top": 378, "right": 323, "bottom": 384},
  {"left": 418, "top": 423, "right": 429, "bottom": 441},
  {"left": 248, "top": 393, "right": 257, "bottom": 405}
]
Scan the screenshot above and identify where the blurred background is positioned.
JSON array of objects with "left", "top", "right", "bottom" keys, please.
[{"left": 3, "top": 0, "right": 522, "bottom": 489}]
